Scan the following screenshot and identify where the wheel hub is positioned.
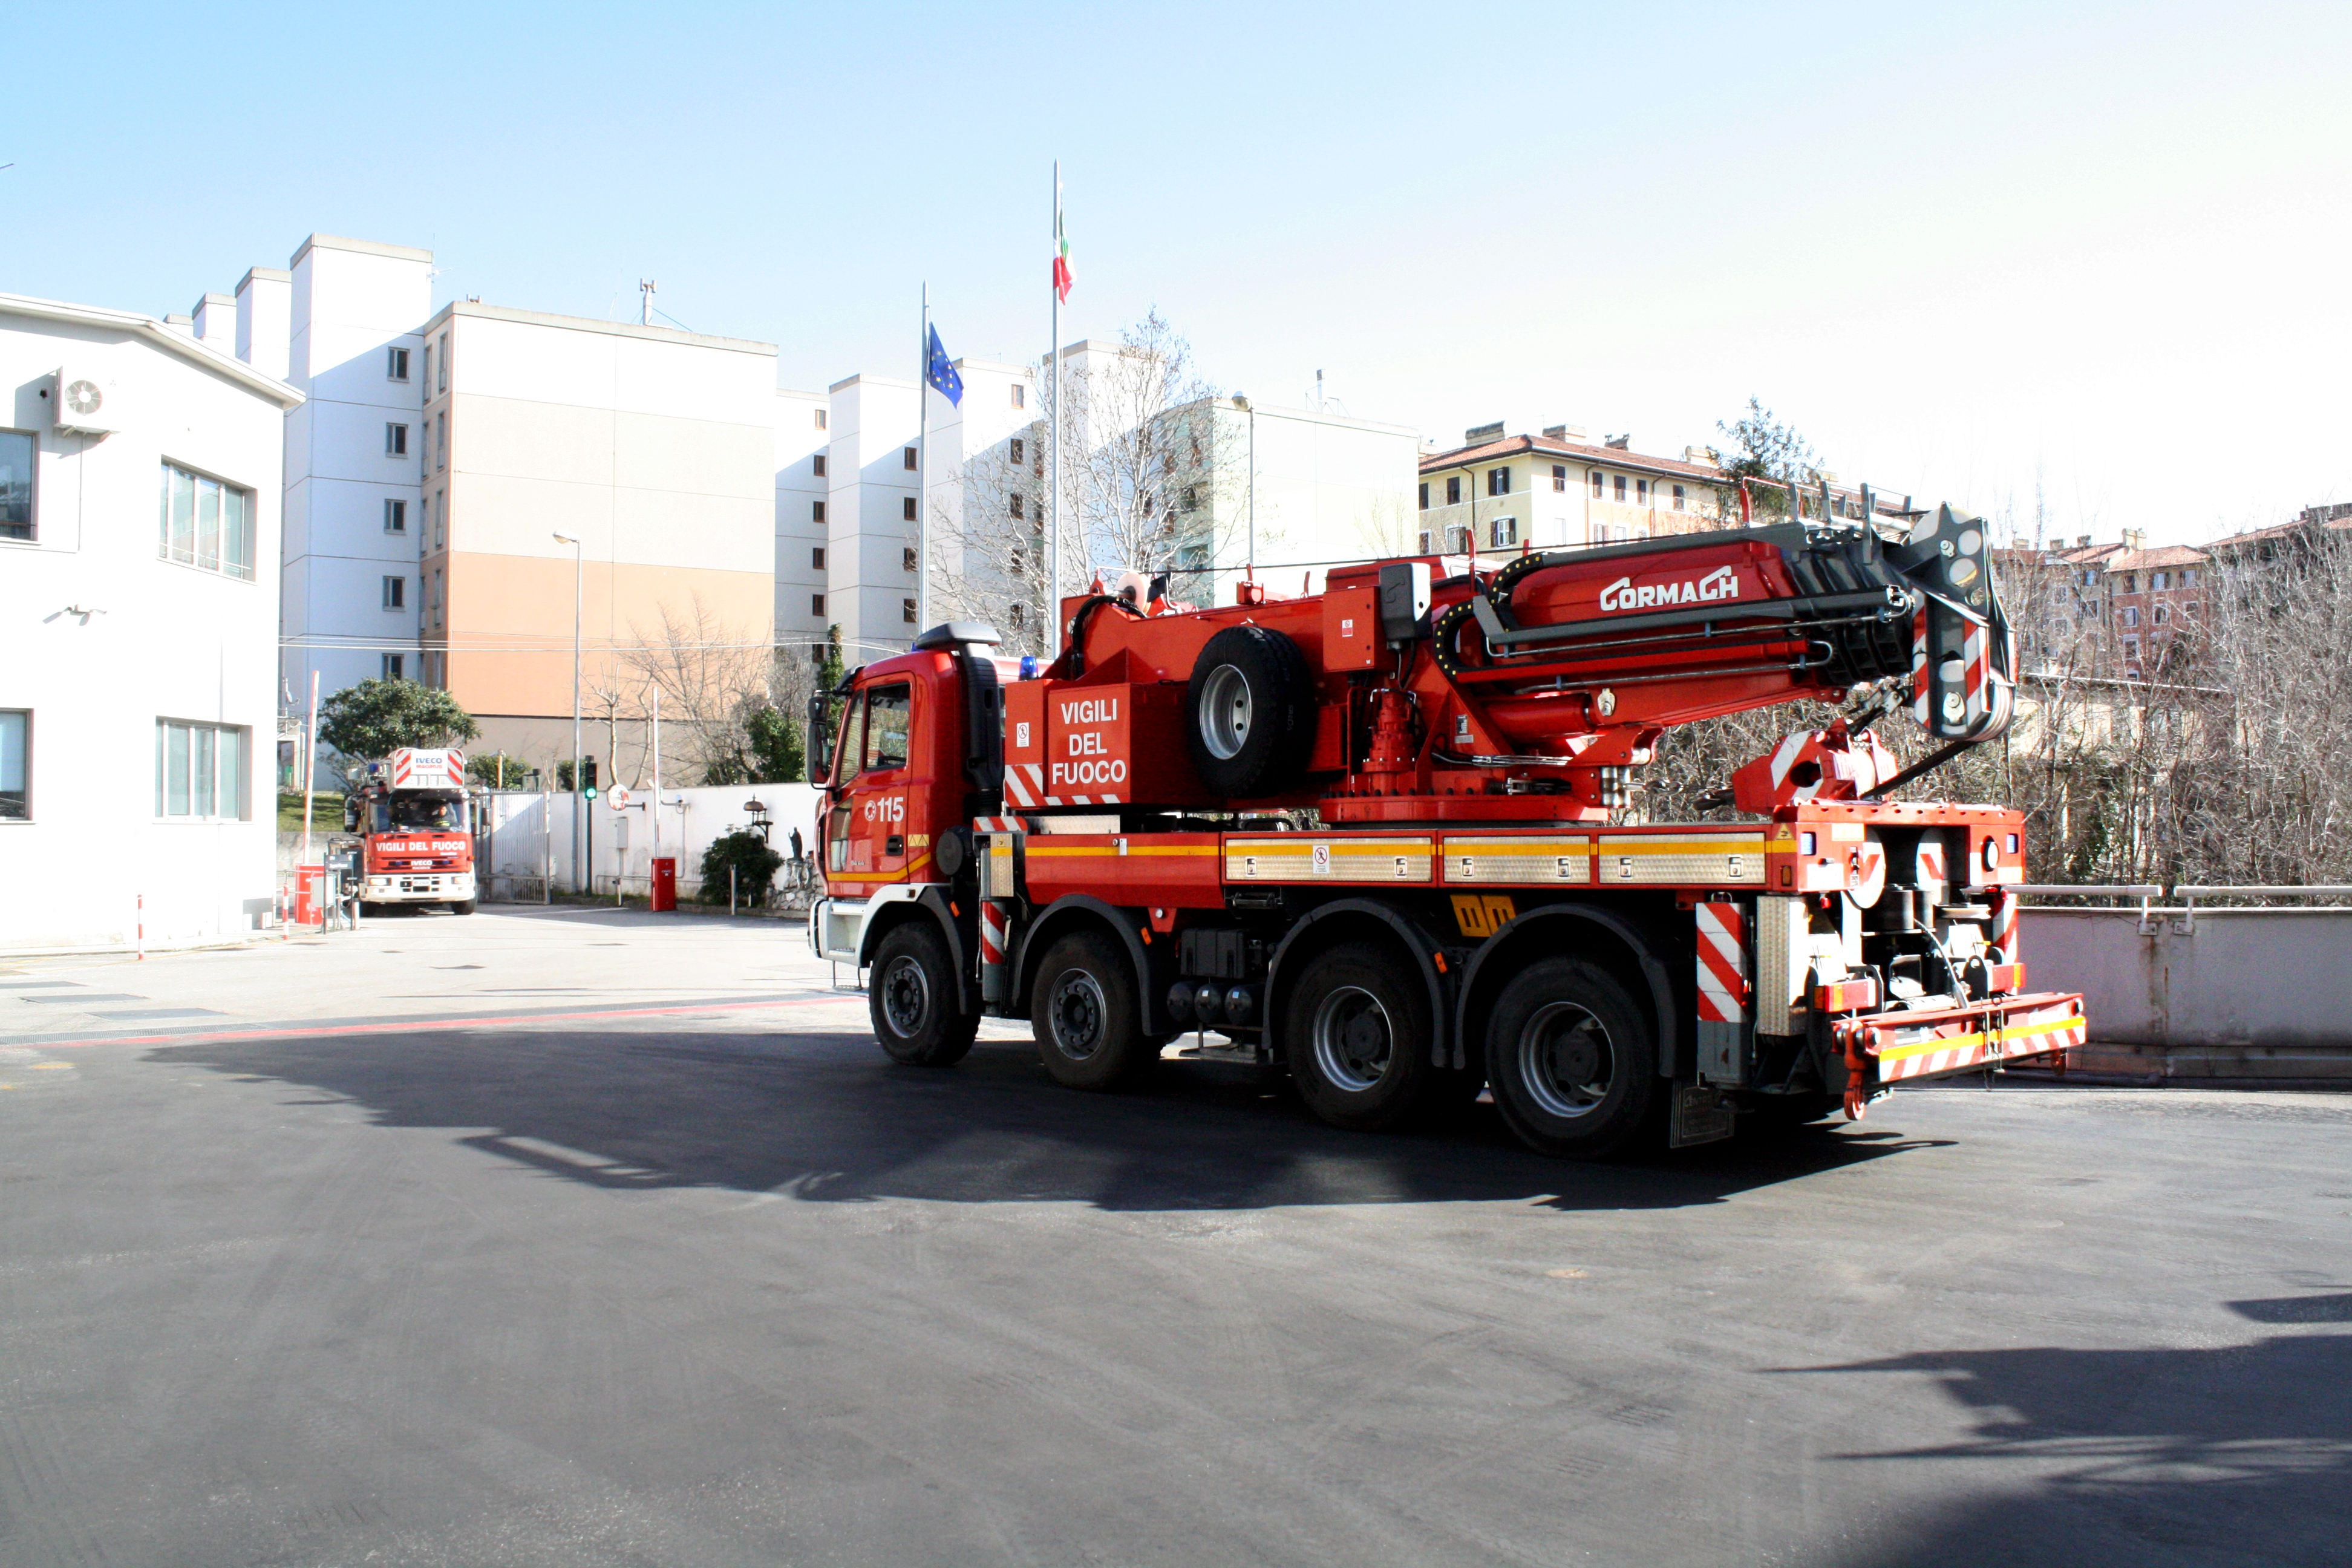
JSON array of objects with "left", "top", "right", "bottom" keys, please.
[
  {"left": 1519, "top": 1001, "right": 1615, "bottom": 1119},
  {"left": 1312, "top": 984, "right": 1394, "bottom": 1093},
  {"left": 1199, "top": 664, "right": 1252, "bottom": 760},
  {"left": 881, "top": 954, "right": 929, "bottom": 1037},
  {"left": 1050, "top": 971, "right": 1107, "bottom": 1060}
]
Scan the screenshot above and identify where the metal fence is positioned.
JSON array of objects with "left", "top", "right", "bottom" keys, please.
[{"left": 2018, "top": 884, "right": 2352, "bottom": 1075}]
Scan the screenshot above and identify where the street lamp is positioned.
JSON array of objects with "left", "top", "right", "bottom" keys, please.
[
  {"left": 743, "top": 797, "right": 772, "bottom": 842},
  {"left": 552, "top": 531, "right": 583, "bottom": 892}
]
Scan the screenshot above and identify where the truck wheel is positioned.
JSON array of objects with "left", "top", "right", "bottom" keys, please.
[
  {"left": 1184, "top": 626, "right": 1315, "bottom": 797},
  {"left": 1485, "top": 958, "right": 1662, "bottom": 1159},
  {"left": 1030, "top": 930, "right": 1151, "bottom": 1090},
  {"left": 870, "top": 923, "right": 978, "bottom": 1067},
  {"left": 449, "top": 899, "right": 477, "bottom": 916},
  {"left": 1284, "top": 942, "right": 1435, "bottom": 1132}
]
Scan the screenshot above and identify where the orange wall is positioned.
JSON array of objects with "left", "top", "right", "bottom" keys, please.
[{"left": 436, "top": 550, "right": 774, "bottom": 718}]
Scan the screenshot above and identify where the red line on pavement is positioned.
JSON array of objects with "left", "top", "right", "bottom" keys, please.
[{"left": 25, "top": 992, "right": 860, "bottom": 1051}]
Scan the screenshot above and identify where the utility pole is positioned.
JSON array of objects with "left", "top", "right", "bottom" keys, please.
[
  {"left": 916, "top": 281, "right": 930, "bottom": 635},
  {"left": 1049, "top": 161, "right": 1062, "bottom": 652},
  {"left": 553, "top": 530, "right": 583, "bottom": 892}
]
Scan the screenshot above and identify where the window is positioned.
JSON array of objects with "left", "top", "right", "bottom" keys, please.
[
  {"left": 904, "top": 446, "right": 919, "bottom": 471},
  {"left": 2155, "top": 605, "right": 2169, "bottom": 624},
  {"left": 1010, "top": 603, "right": 1026, "bottom": 629},
  {"left": 2181, "top": 567, "right": 2195, "bottom": 586},
  {"left": 436, "top": 333, "right": 449, "bottom": 392},
  {"left": 811, "top": 593, "right": 825, "bottom": 615},
  {"left": 2124, "top": 573, "right": 2137, "bottom": 593},
  {"left": 901, "top": 597, "right": 918, "bottom": 624},
  {"left": 903, "top": 547, "right": 920, "bottom": 572},
  {"left": 812, "top": 500, "right": 825, "bottom": 523},
  {"left": 157, "top": 462, "right": 256, "bottom": 580},
  {"left": 1488, "top": 515, "right": 1518, "bottom": 549},
  {"left": 1636, "top": 479, "right": 1649, "bottom": 503},
  {"left": 902, "top": 497, "right": 918, "bottom": 521},
  {"left": 1010, "top": 437, "right": 1026, "bottom": 465},
  {"left": 1445, "top": 475, "right": 1462, "bottom": 505},
  {"left": 382, "top": 653, "right": 404, "bottom": 679},
  {"left": 1417, "top": 531, "right": 1432, "bottom": 553},
  {"left": 384, "top": 497, "right": 407, "bottom": 533},
  {"left": 1011, "top": 383, "right": 1026, "bottom": 409},
  {"left": 1182, "top": 485, "right": 1198, "bottom": 511},
  {"left": 155, "top": 720, "right": 248, "bottom": 821},
  {"left": 386, "top": 423, "right": 408, "bottom": 456},
  {"left": 387, "top": 347, "right": 410, "bottom": 381},
  {"left": 1419, "top": 482, "right": 1429, "bottom": 510},
  {"left": 1613, "top": 474, "right": 1627, "bottom": 501},
  {"left": 1487, "top": 468, "right": 1511, "bottom": 497},
  {"left": 813, "top": 454, "right": 826, "bottom": 477},
  {"left": 1010, "top": 493, "right": 1025, "bottom": 519},
  {"left": 2082, "top": 569, "right": 2098, "bottom": 587},
  {"left": 814, "top": 408, "right": 828, "bottom": 430},
  {"left": 2153, "top": 571, "right": 2168, "bottom": 590},
  {"left": 2124, "top": 636, "right": 2139, "bottom": 660},
  {"left": 421, "top": 345, "right": 433, "bottom": 396},
  {"left": 435, "top": 413, "right": 446, "bottom": 470},
  {"left": 383, "top": 575, "right": 405, "bottom": 609},
  {"left": 811, "top": 546, "right": 826, "bottom": 569},
  {"left": 2122, "top": 606, "right": 2140, "bottom": 627},
  {"left": 1590, "top": 471, "right": 1604, "bottom": 498},
  {"left": 1, "top": 429, "right": 35, "bottom": 541},
  {"left": 1552, "top": 465, "right": 1567, "bottom": 492},
  {"left": 1444, "top": 523, "right": 1474, "bottom": 554},
  {"left": 862, "top": 683, "right": 911, "bottom": 771},
  {"left": 1672, "top": 484, "right": 1687, "bottom": 511},
  {"left": 0, "top": 710, "right": 25, "bottom": 819}
]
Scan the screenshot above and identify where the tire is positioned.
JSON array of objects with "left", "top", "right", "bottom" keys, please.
[
  {"left": 1283, "top": 942, "right": 1436, "bottom": 1132},
  {"left": 869, "top": 922, "right": 978, "bottom": 1067},
  {"left": 1485, "top": 957, "right": 1663, "bottom": 1160},
  {"left": 449, "top": 899, "right": 477, "bottom": 916},
  {"left": 1030, "top": 929, "right": 1152, "bottom": 1090},
  {"left": 1184, "top": 626, "right": 1316, "bottom": 798}
]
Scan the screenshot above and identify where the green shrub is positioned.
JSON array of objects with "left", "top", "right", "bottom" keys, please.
[{"left": 700, "top": 829, "right": 784, "bottom": 906}]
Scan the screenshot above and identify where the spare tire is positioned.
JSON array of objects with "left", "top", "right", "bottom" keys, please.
[{"left": 1184, "top": 625, "right": 1316, "bottom": 797}]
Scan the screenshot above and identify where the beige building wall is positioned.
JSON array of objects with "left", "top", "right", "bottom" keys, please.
[{"left": 414, "top": 303, "right": 776, "bottom": 764}]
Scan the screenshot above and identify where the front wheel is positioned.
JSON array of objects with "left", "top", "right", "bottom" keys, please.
[
  {"left": 1486, "top": 958, "right": 1662, "bottom": 1160},
  {"left": 1030, "top": 930, "right": 1152, "bottom": 1090},
  {"left": 449, "top": 899, "right": 477, "bottom": 916},
  {"left": 870, "top": 922, "right": 978, "bottom": 1067}
]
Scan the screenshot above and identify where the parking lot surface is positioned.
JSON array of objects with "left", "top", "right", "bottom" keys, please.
[{"left": 3, "top": 907, "right": 2347, "bottom": 1566}]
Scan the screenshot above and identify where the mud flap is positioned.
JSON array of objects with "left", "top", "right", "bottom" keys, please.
[{"left": 1668, "top": 1081, "right": 1735, "bottom": 1149}]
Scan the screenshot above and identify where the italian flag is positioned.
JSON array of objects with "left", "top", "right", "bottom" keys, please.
[{"left": 1054, "top": 211, "right": 1074, "bottom": 302}]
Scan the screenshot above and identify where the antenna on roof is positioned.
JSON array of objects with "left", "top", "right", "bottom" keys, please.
[{"left": 640, "top": 279, "right": 656, "bottom": 327}]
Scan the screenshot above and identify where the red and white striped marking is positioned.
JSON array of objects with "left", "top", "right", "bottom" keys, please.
[
  {"left": 979, "top": 901, "right": 1009, "bottom": 966},
  {"left": 972, "top": 815, "right": 1025, "bottom": 834},
  {"left": 1694, "top": 902, "right": 1748, "bottom": 1024},
  {"left": 1915, "top": 839, "right": 1947, "bottom": 892},
  {"left": 1855, "top": 998, "right": 2085, "bottom": 1084},
  {"left": 1005, "top": 764, "right": 1045, "bottom": 808},
  {"left": 1910, "top": 611, "right": 1930, "bottom": 727},
  {"left": 1990, "top": 886, "right": 2020, "bottom": 959}
]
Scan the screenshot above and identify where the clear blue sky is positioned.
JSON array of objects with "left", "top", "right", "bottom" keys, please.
[{"left": 13, "top": 1, "right": 2348, "bottom": 546}]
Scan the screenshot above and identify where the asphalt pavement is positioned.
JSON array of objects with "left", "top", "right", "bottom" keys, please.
[{"left": 2, "top": 906, "right": 2346, "bottom": 1567}]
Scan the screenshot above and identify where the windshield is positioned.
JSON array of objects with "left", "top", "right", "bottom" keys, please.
[{"left": 373, "top": 797, "right": 463, "bottom": 833}]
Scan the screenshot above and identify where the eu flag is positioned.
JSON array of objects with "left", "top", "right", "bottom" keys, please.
[{"left": 924, "top": 325, "right": 964, "bottom": 407}]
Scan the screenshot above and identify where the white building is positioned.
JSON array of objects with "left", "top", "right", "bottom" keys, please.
[
  {"left": 774, "top": 388, "right": 830, "bottom": 660},
  {"left": 0, "top": 293, "right": 302, "bottom": 952}
]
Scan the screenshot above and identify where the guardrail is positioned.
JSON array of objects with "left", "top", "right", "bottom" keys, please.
[{"left": 2013, "top": 885, "right": 2352, "bottom": 1073}]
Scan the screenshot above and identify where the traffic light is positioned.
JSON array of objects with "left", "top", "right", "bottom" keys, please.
[{"left": 581, "top": 756, "right": 599, "bottom": 801}]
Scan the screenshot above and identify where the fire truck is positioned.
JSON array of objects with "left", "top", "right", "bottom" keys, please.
[
  {"left": 807, "top": 503, "right": 2086, "bottom": 1157},
  {"left": 341, "top": 747, "right": 478, "bottom": 915}
]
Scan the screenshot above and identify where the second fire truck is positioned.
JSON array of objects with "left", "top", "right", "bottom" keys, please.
[{"left": 809, "top": 500, "right": 2085, "bottom": 1157}]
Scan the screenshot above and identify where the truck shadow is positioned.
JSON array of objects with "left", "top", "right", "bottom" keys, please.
[
  {"left": 1792, "top": 1331, "right": 2352, "bottom": 1566},
  {"left": 145, "top": 1027, "right": 1945, "bottom": 1213}
]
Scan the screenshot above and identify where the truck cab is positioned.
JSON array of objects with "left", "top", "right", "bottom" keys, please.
[{"left": 343, "top": 748, "right": 479, "bottom": 915}]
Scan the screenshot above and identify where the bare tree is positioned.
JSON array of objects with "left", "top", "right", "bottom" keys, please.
[{"left": 613, "top": 595, "right": 819, "bottom": 786}]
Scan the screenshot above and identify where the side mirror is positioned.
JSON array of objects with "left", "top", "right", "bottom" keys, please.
[
  {"left": 806, "top": 693, "right": 833, "bottom": 785},
  {"left": 342, "top": 798, "right": 359, "bottom": 831}
]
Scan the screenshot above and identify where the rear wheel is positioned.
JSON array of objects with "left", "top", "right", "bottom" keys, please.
[
  {"left": 870, "top": 922, "right": 978, "bottom": 1067},
  {"left": 1284, "top": 942, "right": 1436, "bottom": 1132},
  {"left": 1486, "top": 958, "right": 1662, "bottom": 1159},
  {"left": 1031, "top": 930, "right": 1152, "bottom": 1090}
]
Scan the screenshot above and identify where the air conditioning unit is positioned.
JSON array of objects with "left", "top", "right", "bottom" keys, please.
[{"left": 52, "top": 367, "right": 122, "bottom": 436}]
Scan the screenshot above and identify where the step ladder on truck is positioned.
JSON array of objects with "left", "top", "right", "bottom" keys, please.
[{"left": 806, "top": 498, "right": 2086, "bottom": 1157}]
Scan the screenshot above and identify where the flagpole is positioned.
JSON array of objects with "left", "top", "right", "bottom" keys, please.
[
  {"left": 1048, "top": 160, "right": 1062, "bottom": 656},
  {"left": 917, "top": 279, "right": 930, "bottom": 636}
]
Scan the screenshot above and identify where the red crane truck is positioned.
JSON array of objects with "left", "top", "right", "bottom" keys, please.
[{"left": 807, "top": 503, "right": 2085, "bottom": 1156}]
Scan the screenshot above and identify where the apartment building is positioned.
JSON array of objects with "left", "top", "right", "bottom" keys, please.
[
  {"left": 775, "top": 388, "right": 829, "bottom": 658},
  {"left": 1417, "top": 425, "right": 1723, "bottom": 561},
  {"left": 0, "top": 292, "right": 301, "bottom": 950},
  {"left": 184, "top": 235, "right": 778, "bottom": 769}
]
